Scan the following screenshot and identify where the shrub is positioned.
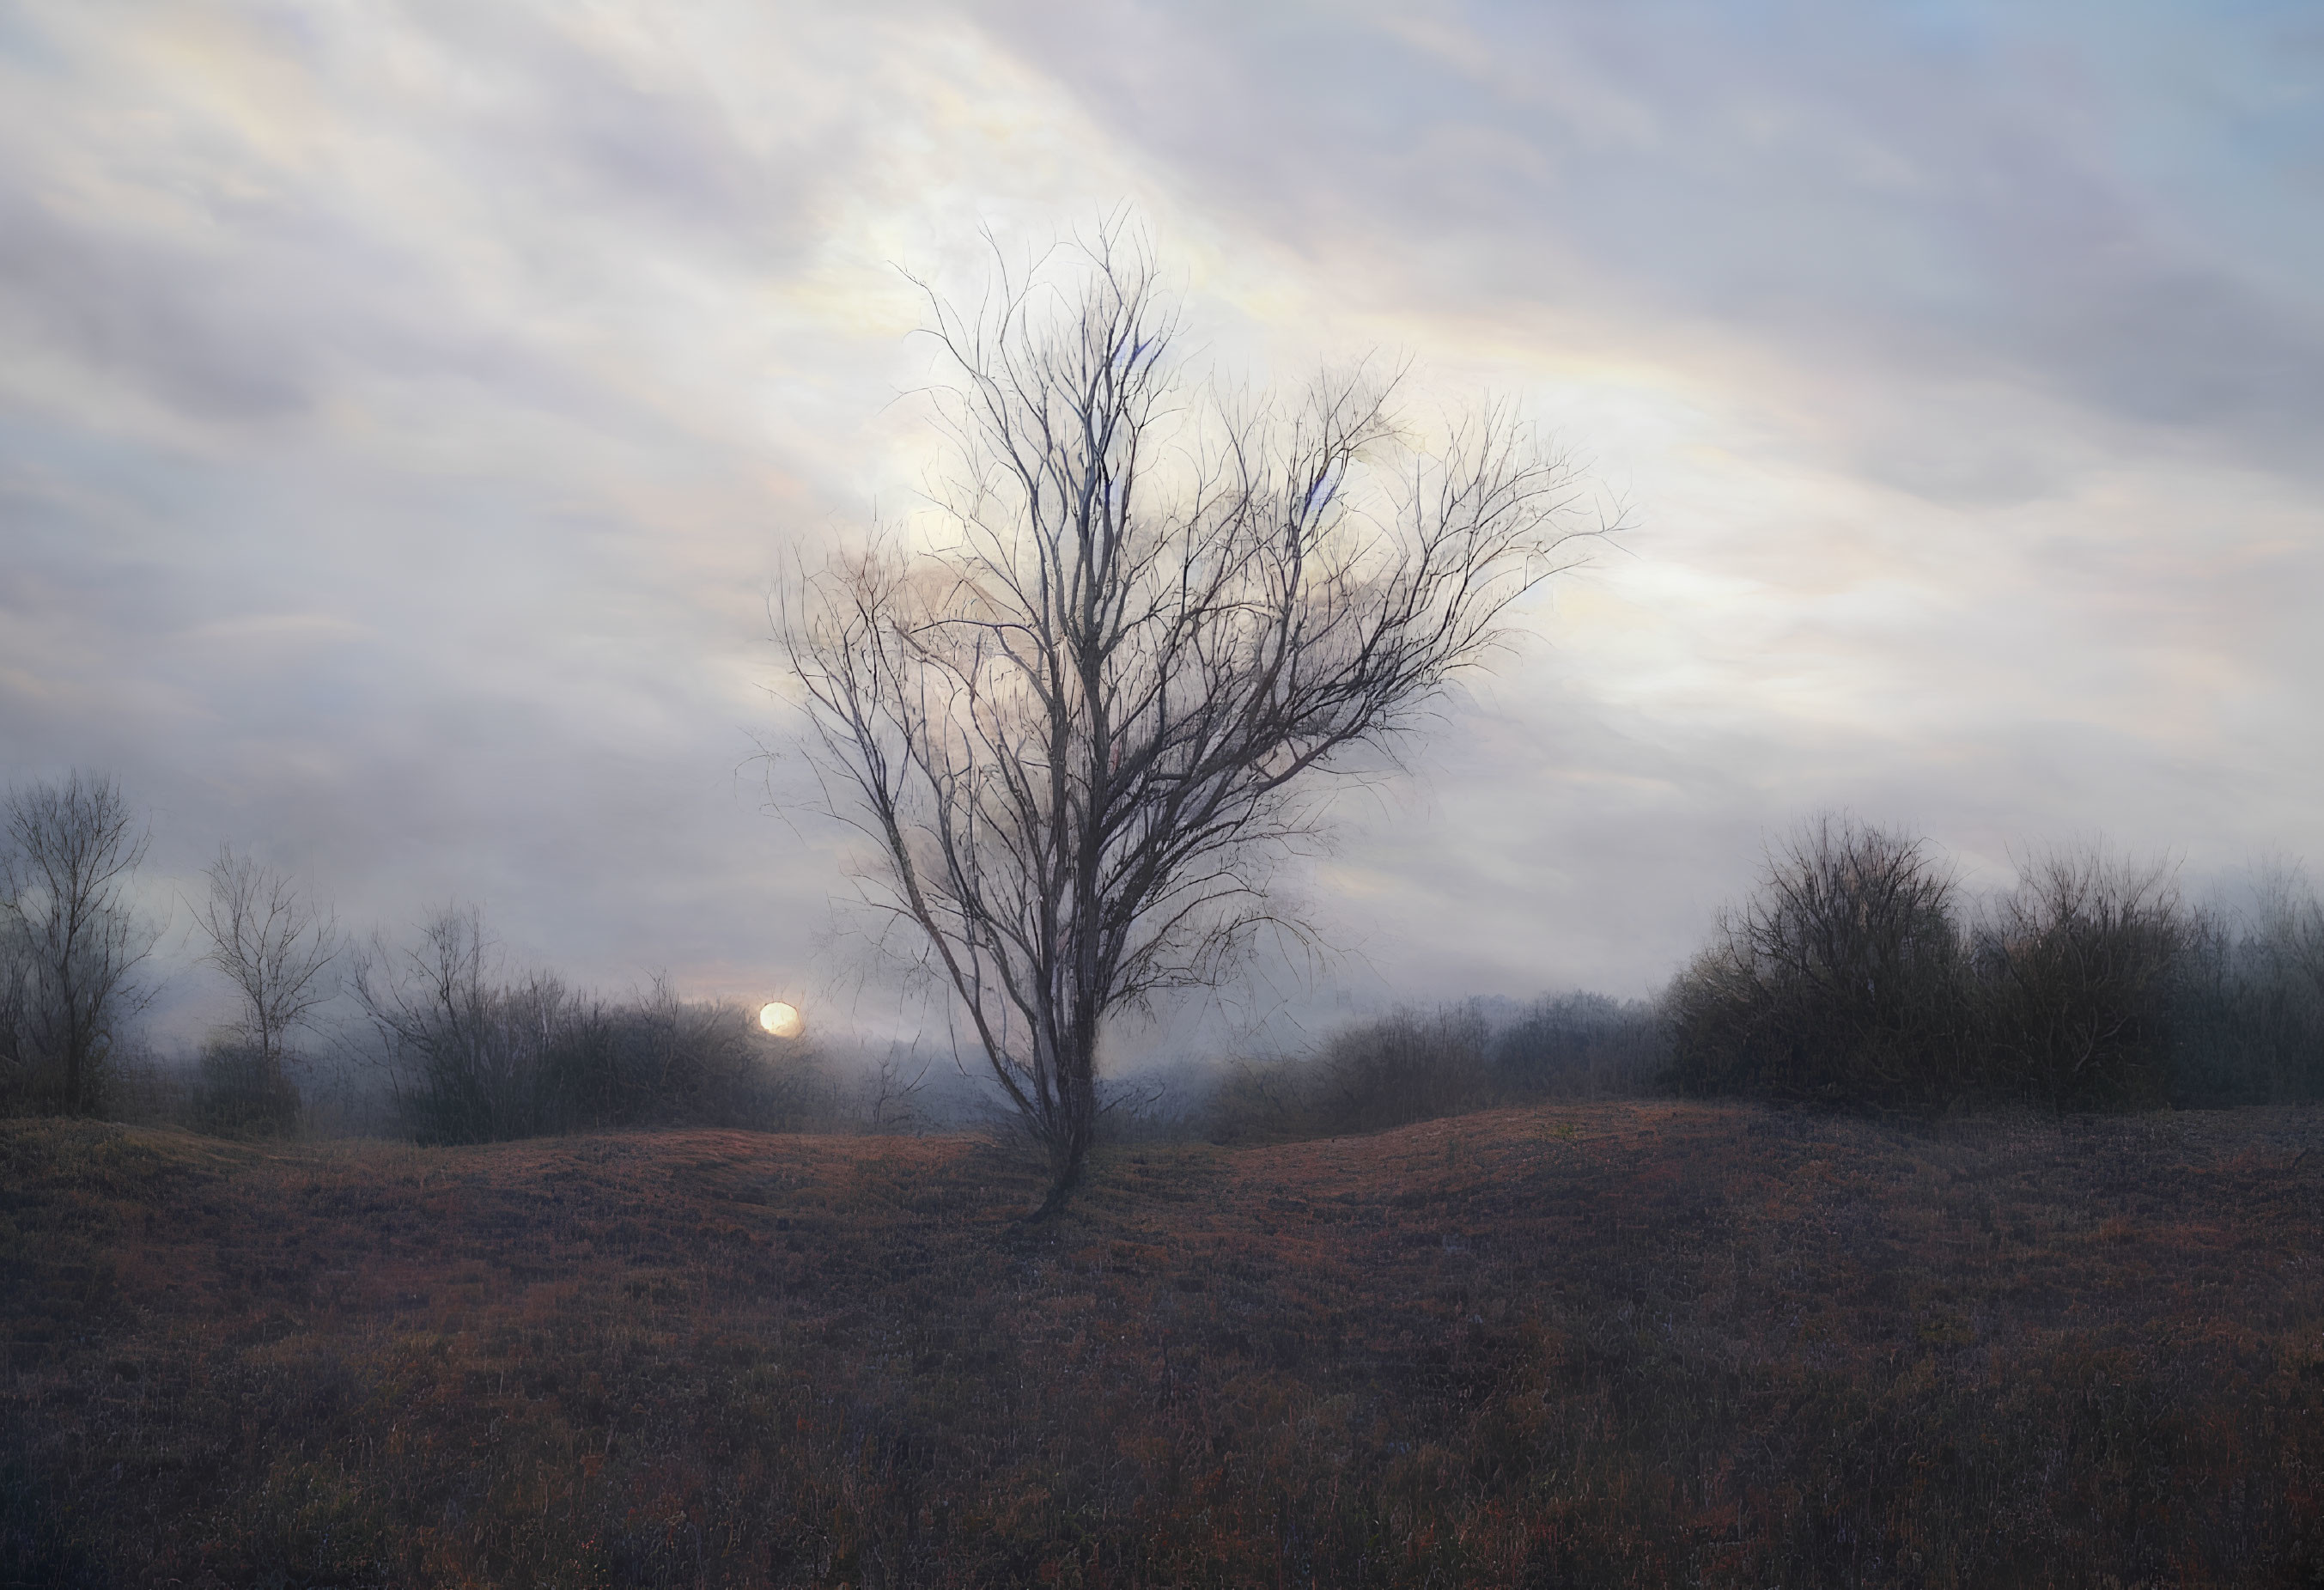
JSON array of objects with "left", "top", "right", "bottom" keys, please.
[
  {"left": 1311, "top": 1004, "right": 1494, "bottom": 1133},
  {"left": 1205, "top": 1005, "right": 1504, "bottom": 1144},
  {"left": 1667, "top": 815, "right": 1968, "bottom": 1106},
  {"left": 1202, "top": 1053, "right": 1313, "bottom": 1145},
  {"left": 1973, "top": 848, "right": 2187, "bottom": 1111},
  {"left": 356, "top": 907, "right": 829, "bottom": 1142},
  {"left": 191, "top": 1040, "right": 302, "bottom": 1139},
  {"left": 1667, "top": 824, "right": 2324, "bottom": 1114},
  {"left": 1202, "top": 995, "right": 1670, "bottom": 1147}
]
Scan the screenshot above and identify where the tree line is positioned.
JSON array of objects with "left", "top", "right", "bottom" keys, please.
[
  {"left": 1212, "top": 816, "right": 2324, "bottom": 1142},
  {"left": 10, "top": 772, "right": 2317, "bottom": 1148},
  {"left": 0, "top": 771, "right": 830, "bottom": 1141}
]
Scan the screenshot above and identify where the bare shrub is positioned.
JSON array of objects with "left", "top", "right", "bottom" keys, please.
[
  {"left": 1206, "top": 1004, "right": 1496, "bottom": 1143},
  {"left": 1315, "top": 1004, "right": 1494, "bottom": 1132},
  {"left": 191, "top": 1039, "right": 303, "bottom": 1139},
  {"left": 1202, "top": 1054, "right": 1313, "bottom": 1145},
  {"left": 356, "top": 906, "right": 827, "bottom": 1142},
  {"left": 1668, "top": 815, "right": 1968, "bottom": 1106},
  {"left": 853, "top": 1046, "right": 934, "bottom": 1135},
  {"left": 1975, "top": 846, "right": 2188, "bottom": 1111}
]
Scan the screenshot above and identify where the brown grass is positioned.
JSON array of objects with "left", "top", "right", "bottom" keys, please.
[{"left": 4, "top": 1102, "right": 2323, "bottom": 1587}]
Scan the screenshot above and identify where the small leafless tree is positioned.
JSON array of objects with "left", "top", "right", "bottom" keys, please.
[
  {"left": 858, "top": 1046, "right": 934, "bottom": 1135},
  {"left": 0, "top": 771, "right": 155, "bottom": 1115},
  {"left": 194, "top": 845, "right": 339, "bottom": 1075},
  {"left": 783, "top": 227, "right": 1609, "bottom": 1211}
]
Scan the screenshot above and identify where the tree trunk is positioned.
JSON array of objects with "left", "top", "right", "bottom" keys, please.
[{"left": 1031, "top": 1058, "right": 1098, "bottom": 1220}]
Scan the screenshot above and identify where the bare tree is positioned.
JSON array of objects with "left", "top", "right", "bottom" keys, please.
[
  {"left": 0, "top": 772, "right": 155, "bottom": 1115},
  {"left": 783, "top": 228, "right": 1609, "bottom": 1211},
  {"left": 858, "top": 1046, "right": 934, "bottom": 1135},
  {"left": 194, "top": 845, "right": 339, "bottom": 1075}
]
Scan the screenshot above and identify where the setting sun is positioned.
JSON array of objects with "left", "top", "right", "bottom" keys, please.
[{"left": 757, "top": 1000, "right": 802, "bottom": 1038}]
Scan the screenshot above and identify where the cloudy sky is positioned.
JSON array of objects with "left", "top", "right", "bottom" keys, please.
[{"left": 3, "top": 1, "right": 2320, "bottom": 1046}]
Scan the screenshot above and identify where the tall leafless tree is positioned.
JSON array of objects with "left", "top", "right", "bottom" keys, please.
[
  {"left": 193, "top": 844, "right": 340, "bottom": 1076},
  {"left": 0, "top": 771, "right": 155, "bottom": 1115},
  {"left": 782, "top": 228, "right": 1609, "bottom": 1211}
]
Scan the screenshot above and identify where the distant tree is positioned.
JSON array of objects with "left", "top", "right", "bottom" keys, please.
[
  {"left": 1668, "top": 815, "right": 1967, "bottom": 1106},
  {"left": 0, "top": 772, "right": 155, "bottom": 1115},
  {"left": 194, "top": 845, "right": 339, "bottom": 1076},
  {"left": 784, "top": 224, "right": 1609, "bottom": 1212},
  {"left": 2216, "top": 863, "right": 2324, "bottom": 1100},
  {"left": 186, "top": 846, "right": 339, "bottom": 1137}
]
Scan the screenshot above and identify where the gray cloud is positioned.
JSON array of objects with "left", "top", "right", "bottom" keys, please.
[
  {"left": 969, "top": 0, "right": 2324, "bottom": 482},
  {"left": 0, "top": 179, "right": 319, "bottom": 419}
]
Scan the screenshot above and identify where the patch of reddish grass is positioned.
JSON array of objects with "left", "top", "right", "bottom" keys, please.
[{"left": 5, "top": 1102, "right": 2323, "bottom": 1586}]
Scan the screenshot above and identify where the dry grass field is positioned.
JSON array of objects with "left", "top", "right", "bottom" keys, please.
[{"left": 4, "top": 1101, "right": 2323, "bottom": 1587}]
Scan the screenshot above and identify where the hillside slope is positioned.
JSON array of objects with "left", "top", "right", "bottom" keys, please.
[{"left": 5, "top": 1103, "right": 2322, "bottom": 1587}]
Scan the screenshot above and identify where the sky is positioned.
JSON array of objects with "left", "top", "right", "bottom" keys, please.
[{"left": 3, "top": 1, "right": 2320, "bottom": 1051}]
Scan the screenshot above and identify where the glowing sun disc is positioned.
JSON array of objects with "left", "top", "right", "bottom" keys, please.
[{"left": 758, "top": 1001, "right": 802, "bottom": 1039}]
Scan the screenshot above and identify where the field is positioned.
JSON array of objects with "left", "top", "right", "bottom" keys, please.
[{"left": 4, "top": 1102, "right": 2323, "bottom": 1587}]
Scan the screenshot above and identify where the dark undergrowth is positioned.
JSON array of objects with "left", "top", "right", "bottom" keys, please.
[{"left": 4, "top": 1103, "right": 2322, "bottom": 1587}]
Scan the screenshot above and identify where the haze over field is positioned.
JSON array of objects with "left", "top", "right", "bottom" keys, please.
[{"left": 3, "top": 2, "right": 2320, "bottom": 1043}]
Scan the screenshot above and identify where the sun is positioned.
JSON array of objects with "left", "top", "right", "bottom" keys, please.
[{"left": 757, "top": 1001, "right": 802, "bottom": 1039}]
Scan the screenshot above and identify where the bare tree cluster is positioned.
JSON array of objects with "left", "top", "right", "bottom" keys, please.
[
  {"left": 1666, "top": 816, "right": 2324, "bottom": 1111},
  {"left": 1490, "top": 990, "right": 1667, "bottom": 1099},
  {"left": 1205, "top": 1005, "right": 1493, "bottom": 1144},
  {"left": 0, "top": 773, "right": 883, "bottom": 1142},
  {"left": 0, "top": 773, "right": 154, "bottom": 1116},
  {"left": 354, "top": 906, "right": 824, "bottom": 1142},
  {"left": 786, "top": 228, "right": 1609, "bottom": 1210}
]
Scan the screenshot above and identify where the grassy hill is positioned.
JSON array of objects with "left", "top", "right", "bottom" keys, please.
[{"left": 4, "top": 1102, "right": 2322, "bottom": 1587}]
